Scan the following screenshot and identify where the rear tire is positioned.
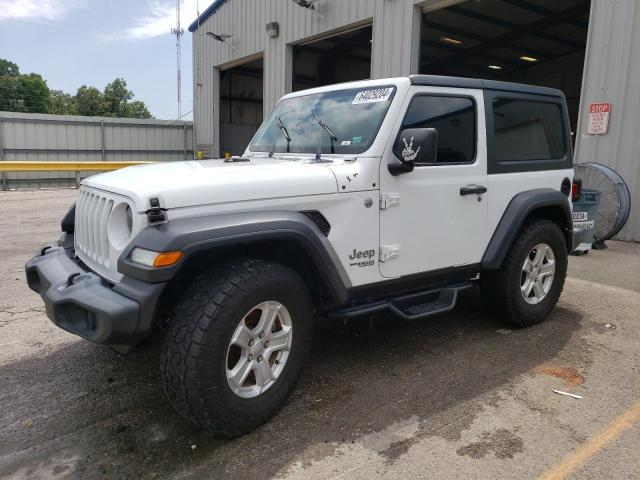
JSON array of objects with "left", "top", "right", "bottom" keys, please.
[
  {"left": 161, "top": 258, "right": 313, "bottom": 437},
  {"left": 481, "top": 219, "right": 567, "bottom": 327}
]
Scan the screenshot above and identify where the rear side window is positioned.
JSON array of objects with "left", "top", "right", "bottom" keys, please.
[
  {"left": 492, "top": 99, "right": 566, "bottom": 161},
  {"left": 401, "top": 95, "right": 476, "bottom": 164}
]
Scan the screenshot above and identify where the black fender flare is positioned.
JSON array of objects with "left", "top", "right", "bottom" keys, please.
[
  {"left": 481, "top": 189, "right": 573, "bottom": 270},
  {"left": 118, "top": 211, "right": 351, "bottom": 305}
]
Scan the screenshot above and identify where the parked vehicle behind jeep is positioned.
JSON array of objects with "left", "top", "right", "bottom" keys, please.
[{"left": 26, "top": 75, "right": 576, "bottom": 436}]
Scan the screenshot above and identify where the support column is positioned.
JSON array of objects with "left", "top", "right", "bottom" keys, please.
[
  {"left": 100, "top": 120, "right": 106, "bottom": 161},
  {"left": 183, "top": 124, "right": 188, "bottom": 159},
  {"left": 371, "top": 2, "right": 422, "bottom": 78},
  {"left": 212, "top": 67, "right": 221, "bottom": 157},
  {"left": 0, "top": 117, "right": 6, "bottom": 191},
  {"left": 263, "top": 40, "right": 289, "bottom": 118},
  {"left": 409, "top": 5, "right": 423, "bottom": 75},
  {"left": 284, "top": 44, "right": 294, "bottom": 95}
]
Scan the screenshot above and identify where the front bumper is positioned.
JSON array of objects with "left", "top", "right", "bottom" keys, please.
[{"left": 25, "top": 242, "right": 165, "bottom": 353}]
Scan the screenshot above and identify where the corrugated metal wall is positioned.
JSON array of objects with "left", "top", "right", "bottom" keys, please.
[
  {"left": 0, "top": 111, "right": 193, "bottom": 189},
  {"left": 574, "top": 0, "right": 640, "bottom": 241}
]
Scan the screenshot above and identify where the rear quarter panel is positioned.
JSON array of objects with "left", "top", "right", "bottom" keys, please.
[{"left": 483, "top": 169, "right": 574, "bottom": 255}]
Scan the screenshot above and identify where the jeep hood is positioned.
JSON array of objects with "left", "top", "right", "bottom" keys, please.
[{"left": 82, "top": 158, "right": 340, "bottom": 211}]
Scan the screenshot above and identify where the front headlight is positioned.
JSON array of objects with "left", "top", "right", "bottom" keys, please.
[
  {"left": 107, "top": 202, "right": 134, "bottom": 250},
  {"left": 130, "top": 248, "right": 183, "bottom": 268}
]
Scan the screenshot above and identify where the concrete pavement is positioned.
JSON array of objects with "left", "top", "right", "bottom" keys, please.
[{"left": 1, "top": 189, "right": 638, "bottom": 480}]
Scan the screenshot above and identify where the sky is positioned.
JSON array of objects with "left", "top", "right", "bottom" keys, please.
[{"left": 0, "top": 0, "right": 206, "bottom": 120}]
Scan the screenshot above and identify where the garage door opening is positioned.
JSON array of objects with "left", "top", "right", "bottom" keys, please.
[
  {"left": 219, "top": 57, "right": 263, "bottom": 157},
  {"left": 292, "top": 24, "right": 372, "bottom": 91},
  {"left": 420, "top": 0, "right": 590, "bottom": 133}
]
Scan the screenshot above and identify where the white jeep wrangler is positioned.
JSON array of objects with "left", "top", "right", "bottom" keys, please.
[{"left": 26, "top": 75, "right": 577, "bottom": 436}]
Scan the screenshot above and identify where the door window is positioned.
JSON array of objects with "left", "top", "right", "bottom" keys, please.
[{"left": 400, "top": 95, "right": 476, "bottom": 164}]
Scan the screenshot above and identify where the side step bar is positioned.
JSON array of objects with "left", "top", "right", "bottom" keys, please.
[{"left": 329, "top": 282, "right": 472, "bottom": 321}]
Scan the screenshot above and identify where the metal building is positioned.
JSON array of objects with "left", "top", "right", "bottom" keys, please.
[{"left": 190, "top": 0, "right": 640, "bottom": 241}]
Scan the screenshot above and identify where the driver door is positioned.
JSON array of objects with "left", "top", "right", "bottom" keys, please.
[{"left": 379, "top": 87, "right": 488, "bottom": 278}]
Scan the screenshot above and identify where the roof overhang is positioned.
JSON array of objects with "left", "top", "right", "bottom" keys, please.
[{"left": 188, "top": 0, "right": 230, "bottom": 32}]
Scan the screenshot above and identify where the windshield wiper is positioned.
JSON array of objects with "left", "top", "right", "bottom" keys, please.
[
  {"left": 276, "top": 116, "right": 292, "bottom": 153},
  {"left": 312, "top": 112, "right": 337, "bottom": 154}
]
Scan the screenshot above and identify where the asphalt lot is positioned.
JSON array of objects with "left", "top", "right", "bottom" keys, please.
[{"left": 1, "top": 189, "right": 639, "bottom": 480}]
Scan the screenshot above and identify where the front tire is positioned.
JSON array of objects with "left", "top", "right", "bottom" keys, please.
[
  {"left": 481, "top": 219, "right": 568, "bottom": 327},
  {"left": 161, "top": 258, "right": 313, "bottom": 437}
]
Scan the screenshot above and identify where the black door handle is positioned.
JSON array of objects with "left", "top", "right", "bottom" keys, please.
[{"left": 460, "top": 184, "right": 487, "bottom": 196}]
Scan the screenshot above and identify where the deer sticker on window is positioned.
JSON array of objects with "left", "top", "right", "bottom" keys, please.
[{"left": 402, "top": 137, "right": 421, "bottom": 163}]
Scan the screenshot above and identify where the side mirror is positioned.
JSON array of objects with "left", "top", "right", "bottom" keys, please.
[{"left": 389, "top": 128, "right": 438, "bottom": 175}]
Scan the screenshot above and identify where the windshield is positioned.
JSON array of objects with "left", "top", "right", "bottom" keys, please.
[{"left": 250, "top": 86, "right": 397, "bottom": 155}]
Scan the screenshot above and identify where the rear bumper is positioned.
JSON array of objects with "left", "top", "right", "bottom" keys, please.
[
  {"left": 25, "top": 242, "right": 165, "bottom": 353},
  {"left": 570, "top": 228, "right": 581, "bottom": 251}
]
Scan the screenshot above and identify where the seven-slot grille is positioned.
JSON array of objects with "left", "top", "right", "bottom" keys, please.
[{"left": 75, "top": 188, "right": 115, "bottom": 269}]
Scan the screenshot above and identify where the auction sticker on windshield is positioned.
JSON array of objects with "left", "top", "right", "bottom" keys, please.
[{"left": 353, "top": 88, "right": 394, "bottom": 105}]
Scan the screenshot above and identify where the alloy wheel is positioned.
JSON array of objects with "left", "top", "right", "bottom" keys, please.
[
  {"left": 226, "top": 301, "right": 293, "bottom": 398},
  {"left": 520, "top": 243, "right": 556, "bottom": 305}
]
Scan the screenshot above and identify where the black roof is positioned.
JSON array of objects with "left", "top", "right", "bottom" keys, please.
[{"left": 409, "top": 75, "right": 564, "bottom": 97}]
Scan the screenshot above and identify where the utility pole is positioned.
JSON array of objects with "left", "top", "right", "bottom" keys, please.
[{"left": 171, "top": 0, "right": 184, "bottom": 118}]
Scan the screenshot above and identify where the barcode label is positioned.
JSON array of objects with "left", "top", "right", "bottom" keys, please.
[
  {"left": 352, "top": 88, "right": 394, "bottom": 105},
  {"left": 574, "top": 220, "right": 594, "bottom": 232}
]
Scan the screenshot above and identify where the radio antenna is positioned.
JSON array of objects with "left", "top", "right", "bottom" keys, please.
[{"left": 171, "top": 0, "right": 185, "bottom": 118}]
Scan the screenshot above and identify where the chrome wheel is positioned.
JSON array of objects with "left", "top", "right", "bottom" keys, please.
[
  {"left": 226, "top": 301, "right": 293, "bottom": 398},
  {"left": 521, "top": 243, "right": 556, "bottom": 305}
]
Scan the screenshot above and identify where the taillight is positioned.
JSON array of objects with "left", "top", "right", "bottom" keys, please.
[{"left": 571, "top": 179, "right": 582, "bottom": 201}]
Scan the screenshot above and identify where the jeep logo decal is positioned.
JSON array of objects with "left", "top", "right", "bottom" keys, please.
[
  {"left": 349, "top": 248, "right": 376, "bottom": 268},
  {"left": 349, "top": 249, "right": 375, "bottom": 260}
]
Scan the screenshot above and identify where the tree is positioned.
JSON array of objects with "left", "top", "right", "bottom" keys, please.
[
  {"left": 101, "top": 78, "right": 152, "bottom": 118},
  {"left": 50, "top": 90, "right": 77, "bottom": 115},
  {"left": 18, "top": 74, "right": 51, "bottom": 113},
  {"left": 0, "top": 72, "right": 50, "bottom": 113},
  {"left": 125, "top": 100, "right": 152, "bottom": 119},
  {"left": 0, "top": 75, "right": 21, "bottom": 112},
  {"left": 103, "top": 78, "right": 133, "bottom": 117},
  {"left": 0, "top": 59, "right": 19, "bottom": 77},
  {"left": 73, "top": 81, "right": 152, "bottom": 118},
  {"left": 0, "top": 58, "right": 153, "bottom": 118},
  {"left": 74, "top": 86, "right": 107, "bottom": 117},
  {"left": 1, "top": 58, "right": 50, "bottom": 113}
]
